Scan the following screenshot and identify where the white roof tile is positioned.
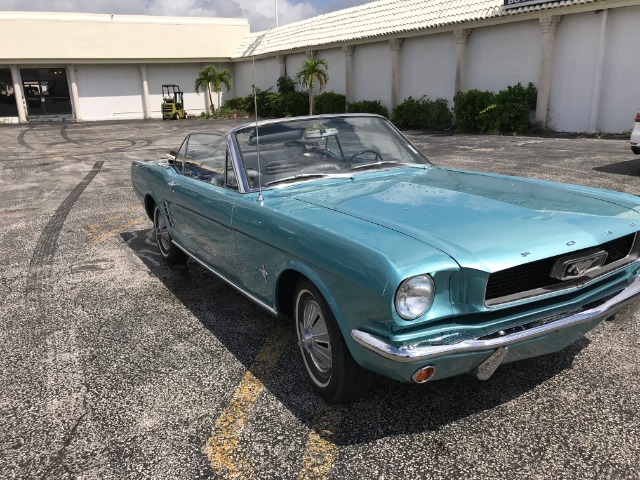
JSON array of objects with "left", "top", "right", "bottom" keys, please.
[{"left": 234, "top": 0, "right": 604, "bottom": 58}]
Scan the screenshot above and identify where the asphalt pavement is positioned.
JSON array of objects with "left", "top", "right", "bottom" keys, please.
[{"left": 0, "top": 119, "right": 639, "bottom": 479}]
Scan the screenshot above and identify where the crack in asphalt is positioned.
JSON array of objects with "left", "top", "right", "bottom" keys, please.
[{"left": 39, "top": 395, "right": 90, "bottom": 479}]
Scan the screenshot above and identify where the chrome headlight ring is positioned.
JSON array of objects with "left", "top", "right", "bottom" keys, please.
[{"left": 395, "top": 274, "right": 435, "bottom": 320}]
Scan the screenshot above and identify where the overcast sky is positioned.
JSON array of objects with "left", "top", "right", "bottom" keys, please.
[{"left": 0, "top": 0, "right": 374, "bottom": 31}]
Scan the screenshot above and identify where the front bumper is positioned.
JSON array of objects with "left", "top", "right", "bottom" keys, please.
[{"left": 351, "top": 276, "right": 640, "bottom": 378}]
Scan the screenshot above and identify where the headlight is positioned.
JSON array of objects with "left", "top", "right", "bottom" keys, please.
[{"left": 395, "top": 275, "right": 435, "bottom": 320}]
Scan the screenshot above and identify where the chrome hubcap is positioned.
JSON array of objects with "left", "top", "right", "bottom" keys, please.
[
  {"left": 299, "top": 298, "right": 332, "bottom": 375},
  {"left": 155, "top": 211, "right": 171, "bottom": 252}
]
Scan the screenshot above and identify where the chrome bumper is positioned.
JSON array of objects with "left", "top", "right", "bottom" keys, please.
[{"left": 351, "top": 276, "right": 640, "bottom": 363}]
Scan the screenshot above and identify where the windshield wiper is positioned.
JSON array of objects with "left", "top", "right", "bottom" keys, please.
[
  {"left": 351, "top": 160, "right": 402, "bottom": 171},
  {"left": 264, "top": 173, "right": 353, "bottom": 187},
  {"left": 264, "top": 173, "right": 328, "bottom": 186}
]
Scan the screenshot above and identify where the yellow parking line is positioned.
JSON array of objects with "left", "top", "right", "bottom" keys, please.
[
  {"left": 84, "top": 205, "right": 143, "bottom": 234},
  {"left": 204, "top": 322, "right": 290, "bottom": 479},
  {"left": 298, "top": 404, "right": 343, "bottom": 480},
  {"left": 89, "top": 215, "right": 148, "bottom": 244}
]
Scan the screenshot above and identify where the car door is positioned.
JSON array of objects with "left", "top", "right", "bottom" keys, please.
[{"left": 168, "top": 133, "right": 241, "bottom": 282}]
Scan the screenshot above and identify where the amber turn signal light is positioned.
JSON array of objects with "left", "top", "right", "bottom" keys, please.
[{"left": 412, "top": 365, "right": 436, "bottom": 383}]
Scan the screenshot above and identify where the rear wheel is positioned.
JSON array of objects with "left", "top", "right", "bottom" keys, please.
[
  {"left": 153, "top": 205, "right": 186, "bottom": 264},
  {"left": 295, "top": 278, "right": 369, "bottom": 403}
]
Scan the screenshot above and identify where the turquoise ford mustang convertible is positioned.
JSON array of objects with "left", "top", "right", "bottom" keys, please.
[{"left": 131, "top": 114, "right": 640, "bottom": 403}]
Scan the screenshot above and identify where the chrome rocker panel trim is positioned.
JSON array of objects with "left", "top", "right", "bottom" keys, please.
[
  {"left": 351, "top": 276, "right": 640, "bottom": 363},
  {"left": 172, "top": 240, "right": 278, "bottom": 316}
]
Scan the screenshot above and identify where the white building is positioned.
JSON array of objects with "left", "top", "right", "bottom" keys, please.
[
  {"left": 1, "top": 0, "right": 640, "bottom": 132},
  {"left": 0, "top": 12, "right": 249, "bottom": 122}
]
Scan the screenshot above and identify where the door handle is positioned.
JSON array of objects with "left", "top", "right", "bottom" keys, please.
[{"left": 167, "top": 181, "right": 178, "bottom": 191}]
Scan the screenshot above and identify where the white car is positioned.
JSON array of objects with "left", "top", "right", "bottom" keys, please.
[{"left": 632, "top": 110, "right": 640, "bottom": 155}]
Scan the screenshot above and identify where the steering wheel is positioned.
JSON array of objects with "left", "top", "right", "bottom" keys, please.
[{"left": 348, "top": 150, "right": 382, "bottom": 162}]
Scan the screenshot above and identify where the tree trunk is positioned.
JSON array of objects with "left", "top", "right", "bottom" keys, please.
[
  {"left": 207, "top": 84, "right": 214, "bottom": 114},
  {"left": 309, "top": 89, "right": 313, "bottom": 115}
]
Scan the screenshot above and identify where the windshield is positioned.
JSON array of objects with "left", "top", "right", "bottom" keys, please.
[{"left": 233, "top": 116, "right": 430, "bottom": 189}]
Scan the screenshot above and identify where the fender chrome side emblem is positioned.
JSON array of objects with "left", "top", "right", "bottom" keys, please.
[{"left": 259, "top": 265, "right": 268, "bottom": 283}]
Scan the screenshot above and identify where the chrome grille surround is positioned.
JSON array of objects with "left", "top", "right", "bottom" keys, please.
[{"left": 485, "top": 232, "right": 640, "bottom": 307}]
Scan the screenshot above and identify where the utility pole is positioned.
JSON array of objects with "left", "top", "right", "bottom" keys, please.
[{"left": 275, "top": 0, "right": 279, "bottom": 27}]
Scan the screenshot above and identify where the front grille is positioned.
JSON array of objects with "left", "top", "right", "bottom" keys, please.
[{"left": 486, "top": 233, "right": 636, "bottom": 302}]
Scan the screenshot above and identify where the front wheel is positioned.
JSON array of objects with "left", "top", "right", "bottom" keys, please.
[
  {"left": 153, "top": 205, "right": 186, "bottom": 264},
  {"left": 295, "top": 279, "right": 369, "bottom": 403}
]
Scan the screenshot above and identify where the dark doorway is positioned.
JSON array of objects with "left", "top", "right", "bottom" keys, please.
[
  {"left": 20, "top": 68, "right": 72, "bottom": 117},
  {"left": 0, "top": 69, "right": 19, "bottom": 118}
]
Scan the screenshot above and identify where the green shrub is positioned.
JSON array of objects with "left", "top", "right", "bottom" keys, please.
[
  {"left": 391, "top": 96, "right": 428, "bottom": 129},
  {"left": 454, "top": 82, "right": 537, "bottom": 133},
  {"left": 347, "top": 100, "right": 389, "bottom": 118},
  {"left": 224, "top": 96, "right": 253, "bottom": 113},
  {"left": 428, "top": 98, "right": 454, "bottom": 130},
  {"left": 276, "top": 76, "right": 296, "bottom": 94},
  {"left": 453, "top": 89, "right": 496, "bottom": 132},
  {"left": 315, "top": 92, "right": 346, "bottom": 114},
  {"left": 268, "top": 91, "right": 309, "bottom": 117},
  {"left": 224, "top": 89, "right": 309, "bottom": 118},
  {"left": 391, "top": 96, "right": 453, "bottom": 130}
]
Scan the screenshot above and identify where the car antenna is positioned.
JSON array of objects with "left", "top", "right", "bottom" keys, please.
[{"left": 252, "top": 56, "right": 264, "bottom": 203}]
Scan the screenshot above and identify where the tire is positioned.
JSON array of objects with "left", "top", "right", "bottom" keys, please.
[
  {"left": 632, "top": 146, "right": 640, "bottom": 155},
  {"left": 295, "top": 278, "right": 369, "bottom": 403},
  {"left": 173, "top": 112, "right": 180, "bottom": 120},
  {"left": 153, "top": 205, "right": 186, "bottom": 265}
]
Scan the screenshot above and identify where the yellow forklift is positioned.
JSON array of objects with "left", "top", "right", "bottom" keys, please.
[{"left": 161, "top": 84, "right": 186, "bottom": 120}]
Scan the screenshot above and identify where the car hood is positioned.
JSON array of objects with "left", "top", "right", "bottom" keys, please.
[{"left": 291, "top": 167, "right": 640, "bottom": 272}]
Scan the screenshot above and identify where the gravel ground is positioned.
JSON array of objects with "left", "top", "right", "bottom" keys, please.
[{"left": 0, "top": 119, "right": 638, "bottom": 479}]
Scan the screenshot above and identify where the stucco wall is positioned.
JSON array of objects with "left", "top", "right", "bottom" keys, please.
[
  {"left": 548, "top": 11, "right": 601, "bottom": 132},
  {"left": 467, "top": 20, "right": 542, "bottom": 93},
  {"left": 318, "top": 48, "right": 345, "bottom": 95},
  {"left": 354, "top": 41, "right": 391, "bottom": 108},
  {"left": 598, "top": 6, "right": 640, "bottom": 133},
  {"left": 234, "top": 58, "right": 279, "bottom": 97},
  {"left": 400, "top": 33, "right": 456, "bottom": 106},
  {"left": 285, "top": 53, "right": 308, "bottom": 91},
  {"left": 0, "top": 12, "right": 248, "bottom": 62}
]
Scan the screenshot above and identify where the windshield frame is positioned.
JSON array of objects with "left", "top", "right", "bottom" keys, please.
[{"left": 228, "top": 114, "right": 432, "bottom": 193}]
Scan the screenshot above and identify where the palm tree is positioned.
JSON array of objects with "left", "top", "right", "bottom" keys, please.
[
  {"left": 296, "top": 54, "right": 328, "bottom": 115},
  {"left": 195, "top": 65, "right": 232, "bottom": 114}
]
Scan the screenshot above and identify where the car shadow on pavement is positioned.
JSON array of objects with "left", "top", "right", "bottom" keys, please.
[
  {"left": 122, "top": 228, "right": 589, "bottom": 446},
  {"left": 593, "top": 159, "right": 640, "bottom": 177}
]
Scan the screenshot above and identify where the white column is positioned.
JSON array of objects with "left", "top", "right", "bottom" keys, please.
[
  {"left": 276, "top": 54, "right": 286, "bottom": 78},
  {"left": 389, "top": 38, "right": 404, "bottom": 109},
  {"left": 343, "top": 45, "right": 355, "bottom": 104},
  {"left": 66, "top": 65, "right": 82, "bottom": 121},
  {"left": 535, "top": 15, "right": 561, "bottom": 128},
  {"left": 139, "top": 64, "right": 151, "bottom": 119},
  {"left": 9, "top": 65, "right": 27, "bottom": 123},
  {"left": 454, "top": 29, "right": 471, "bottom": 94},
  {"left": 589, "top": 10, "right": 608, "bottom": 133}
]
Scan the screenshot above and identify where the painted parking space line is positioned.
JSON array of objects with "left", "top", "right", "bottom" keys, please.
[
  {"left": 84, "top": 205, "right": 147, "bottom": 244},
  {"left": 298, "top": 404, "right": 343, "bottom": 480},
  {"left": 88, "top": 215, "right": 148, "bottom": 245},
  {"left": 84, "top": 205, "right": 142, "bottom": 234},
  {"left": 204, "top": 322, "right": 290, "bottom": 479}
]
